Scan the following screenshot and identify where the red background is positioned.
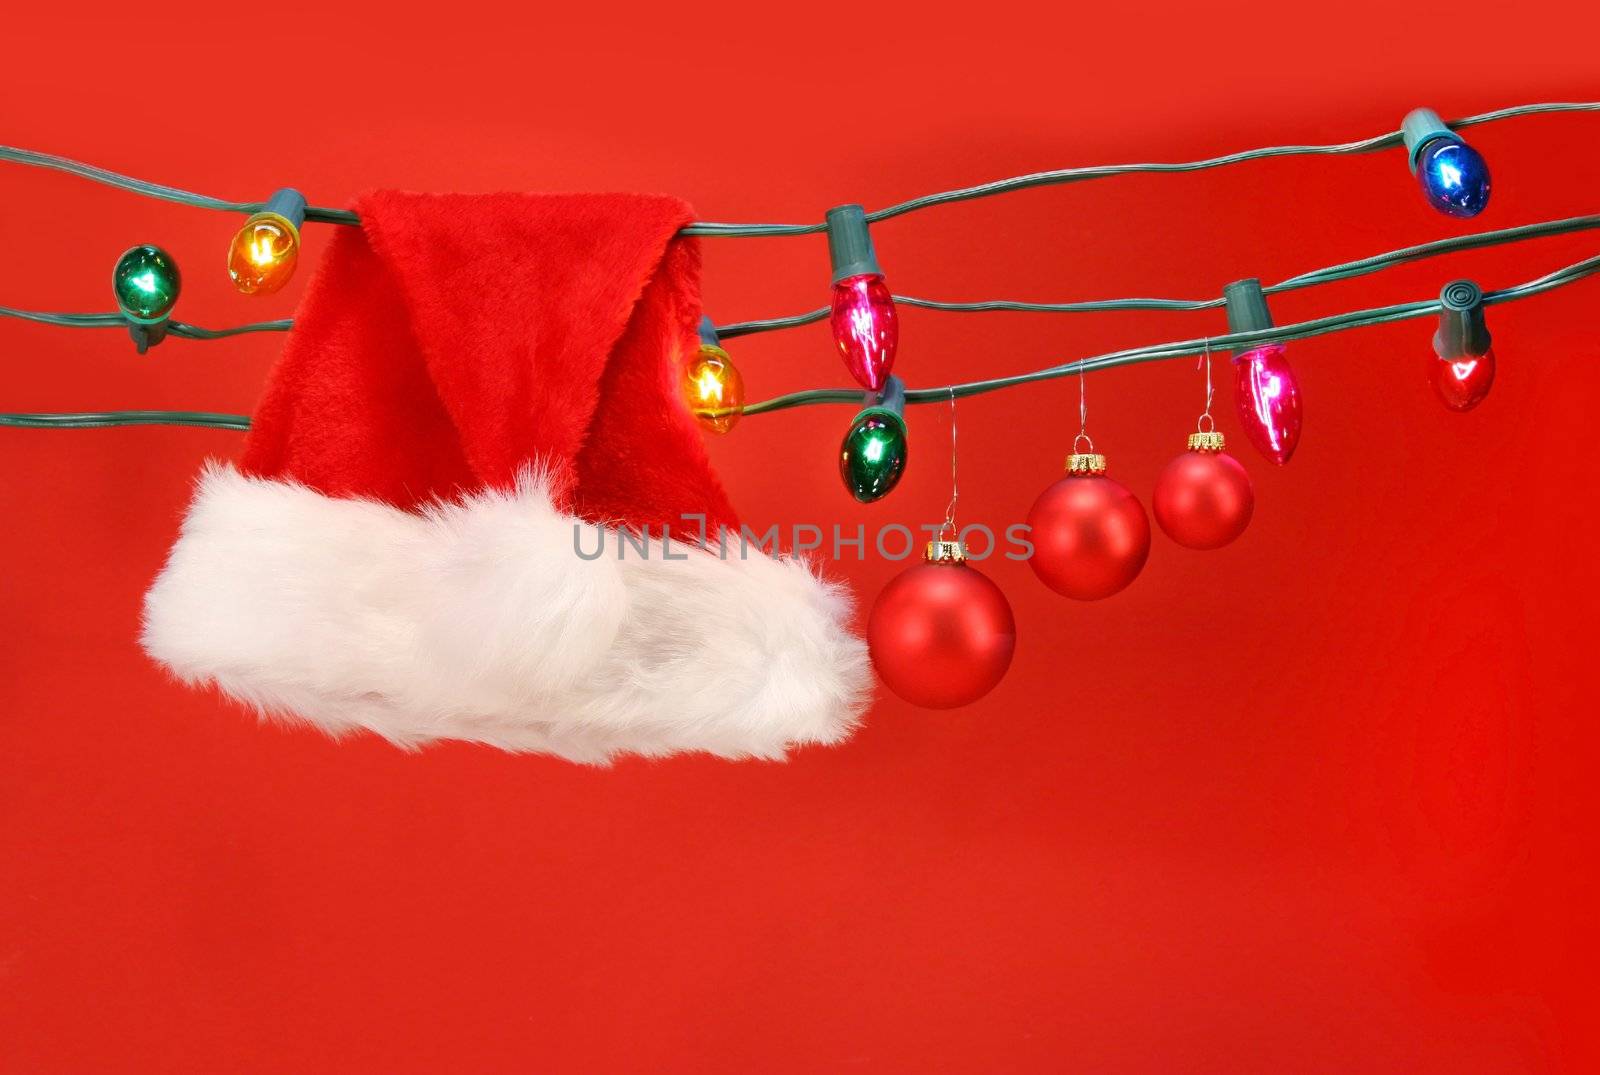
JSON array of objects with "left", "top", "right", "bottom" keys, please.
[{"left": 3, "top": 4, "right": 1599, "bottom": 1071}]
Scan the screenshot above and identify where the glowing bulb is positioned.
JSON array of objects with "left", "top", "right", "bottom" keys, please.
[
  {"left": 1233, "top": 343, "right": 1302, "bottom": 466},
  {"left": 1431, "top": 280, "right": 1495, "bottom": 411},
  {"left": 831, "top": 272, "right": 899, "bottom": 392},
  {"left": 683, "top": 343, "right": 744, "bottom": 434},
  {"left": 1416, "top": 140, "right": 1490, "bottom": 218},
  {"left": 1223, "top": 278, "right": 1302, "bottom": 466},
  {"left": 1402, "top": 109, "right": 1490, "bottom": 219},
  {"left": 227, "top": 189, "right": 308, "bottom": 295},
  {"left": 1431, "top": 349, "right": 1496, "bottom": 411},
  {"left": 840, "top": 376, "right": 908, "bottom": 503},
  {"left": 228, "top": 213, "right": 299, "bottom": 294},
  {"left": 112, "top": 245, "right": 181, "bottom": 323},
  {"left": 826, "top": 205, "right": 898, "bottom": 391}
]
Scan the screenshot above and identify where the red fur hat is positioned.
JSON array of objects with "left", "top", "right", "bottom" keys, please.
[{"left": 143, "top": 192, "right": 868, "bottom": 763}]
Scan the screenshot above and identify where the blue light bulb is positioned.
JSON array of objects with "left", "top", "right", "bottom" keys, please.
[{"left": 1416, "top": 138, "right": 1491, "bottom": 218}]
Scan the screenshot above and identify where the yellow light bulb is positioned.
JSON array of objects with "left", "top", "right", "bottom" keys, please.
[
  {"left": 683, "top": 344, "right": 744, "bottom": 434},
  {"left": 227, "top": 211, "right": 300, "bottom": 295}
]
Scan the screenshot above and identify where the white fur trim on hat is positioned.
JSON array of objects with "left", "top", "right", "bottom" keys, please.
[{"left": 142, "top": 463, "right": 871, "bottom": 764}]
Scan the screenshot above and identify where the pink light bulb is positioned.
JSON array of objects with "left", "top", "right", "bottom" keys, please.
[
  {"left": 1431, "top": 347, "right": 1495, "bottom": 412},
  {"left": 831, "top": 271, "right": 898, "bottom": 391},
  {"left": 1232, "top": 343, "right": 1302, "bottom": 466}
]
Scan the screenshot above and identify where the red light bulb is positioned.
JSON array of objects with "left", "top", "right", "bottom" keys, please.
[
  {"left": 1431, "top": 280, "right": 1495, "bottom": 412},
  {"left": 826, "top": 204, "right": 898, "bottom": 391},
  {"left": 1430, "top": 348, "right": 1495, "bottom": 412}
]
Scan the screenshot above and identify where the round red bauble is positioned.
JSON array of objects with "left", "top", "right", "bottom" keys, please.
[
  {"left": 1026, "top": 472, "right": 1150, "bottom": 600},
  {"left": 1153, "top": 448, "right": 1254, "bottom": 549},
  {"left": 868, "top": 552, "right": 1015, "bottom": 709}
]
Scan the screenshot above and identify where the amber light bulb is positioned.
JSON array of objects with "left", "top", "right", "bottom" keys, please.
[
  {"left": 683, "top": 318, "right": 744, "bottom": 434},
  {"left": 227, "top": 188, "right": 307, "bottom": 295}
]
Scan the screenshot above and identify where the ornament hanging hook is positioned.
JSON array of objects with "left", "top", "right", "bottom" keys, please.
[
  {"left": 941, "top": 386, "right": 959, "bottom": 540},
  {"left": 1075, "top": 357, "right": 1094, "bottom": 454}
]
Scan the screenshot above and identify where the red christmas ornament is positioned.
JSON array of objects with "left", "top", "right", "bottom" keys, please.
[
  {"left": 1026, "top": 450, "right": 1150, "bottom": 600},
  {"left": 868, "top": 540, "right": 1015, "bottom": 709},
  {"left": 1153, "top": 430, "right": 1254, "bottom": 549}
]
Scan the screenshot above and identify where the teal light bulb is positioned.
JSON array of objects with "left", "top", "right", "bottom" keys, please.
[{"left": 113, "top": 245, "right": 181, "bottom": 324}]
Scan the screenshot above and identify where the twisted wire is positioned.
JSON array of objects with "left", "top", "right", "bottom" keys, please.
[{"left": 3, "top": 102, "right": 1594, "bottom": 238}]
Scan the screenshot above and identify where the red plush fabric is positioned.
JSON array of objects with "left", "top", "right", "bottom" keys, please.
[{"left": 242, "top": 191, "right": 738, "bottom": 540}]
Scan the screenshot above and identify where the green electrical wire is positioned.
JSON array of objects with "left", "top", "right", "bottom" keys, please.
[
  {"left": 861, "top": 102, "right": 1600, "bottom": 225},
  {"left": 714, "top": 212, "right": 1600, "bottom": 336},
  {"left": 3, "top": 101, "right": 1595, "bottom": 238},
  {"left": 7, "top": 251, "right": 1596, "bottom": 429},
  {"left": 739, "top": 250, "right": 1600, "bottom": 415},
  {"left": 0, "top": 411, "right": 251, "bottom": 430},
  {"left": 10, "top": 211, "right": 1598, "bottom": 344},
  {"left": 0, "top": 307, "right": 294, "bottom": 338},
  {"left": 169, "top": 319, "right": 293, "bottom": 340}
]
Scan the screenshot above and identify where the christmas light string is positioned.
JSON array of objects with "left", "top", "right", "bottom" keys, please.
[
  {"left": 4, "top": 247, "right": 1598, "bottom": 430},
  {"left": 7, "top": 210, "right": 1597, "bottom": 344},
  {"left": 9, "top": 106, "right": 1600, "bottom": 716},
  {"left": 718, "top": 211, "right": 1600, "bottom": 336},
  {"left": 1, "top": 101, "right": 1598, "bottom": 434},
  {"left": 3, "top": 102, "right": 1594, "bottom": 236}
]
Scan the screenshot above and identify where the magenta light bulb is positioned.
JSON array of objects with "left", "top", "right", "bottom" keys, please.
[
  {"left": 830, "top": 272, "right": 898, "bottom": 391},
  {"left": 1431, "top": 280, "right": 1495, "bottom": 412},
  {"left": 1224, "top": 278, "right": 1302, "bottom": 466},
  {"left": 826, "top": 204, "right": 898, "bottom": 391},
  {"left": 1232, "top": 343, "right": 1303, "bottom": 465}
]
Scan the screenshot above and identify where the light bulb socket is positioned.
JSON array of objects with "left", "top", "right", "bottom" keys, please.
[
  {"left": 1224, "top": 278, "right": 1275, "bottom": 357},
  {"left": 697, "top": 315, "right": 721, "bottom": 349},
  {"left": 259, "top": 188, "right": 308, "bottom": 233},
  {"left": 1401, "top": 108, "right": 1463, "bottom": 174},
  {"left": 826, "top": 204, "right": 882, "bottom": 283},
  {"left": 127, "top": 321, "right": 168, "bottom": 355},
  {"left": 856, "top": 374, "right": 907, "bottom": 425},
  {"left": 1433, "top": 279, "right": 1491, "bottom": 359}
]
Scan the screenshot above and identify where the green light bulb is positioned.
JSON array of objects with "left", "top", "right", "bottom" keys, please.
[
  {"left": 840, "top": 407, "right": 908, "bottom": 503},
  {"left": 113, "top": 245, "right": 181, "bottom": 324}
]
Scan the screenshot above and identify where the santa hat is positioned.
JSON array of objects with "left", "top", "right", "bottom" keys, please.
[{"left": 141, "top": 191, "right": 870, "bottom": 764}]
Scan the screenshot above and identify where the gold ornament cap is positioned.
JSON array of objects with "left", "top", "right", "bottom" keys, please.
[
  {"left": 924, "top": 538, "right": 968, "bottom": 564},
  {"left": 1187, "top": 430, "right": 1226, "bottom": 452},
  {"left": 1066, "top": 452, "right": 1107, "bottom": 475}
]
